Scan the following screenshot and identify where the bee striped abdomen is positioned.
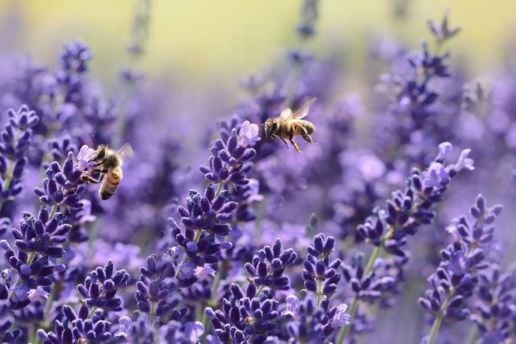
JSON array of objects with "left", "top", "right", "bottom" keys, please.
[
  {"left": 99, "top": 167, "right": 123, "bottom": 200},
  {"left": 99, "top": 184, "right": 118, "bottom": 200}
]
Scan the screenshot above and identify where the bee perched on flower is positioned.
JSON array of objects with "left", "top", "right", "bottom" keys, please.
[
  {"left": 76, "top": 144, "right": 133, "bottom": 200},
  {"left": 263, "top": 98, "right": 316, "bottom": 152}
]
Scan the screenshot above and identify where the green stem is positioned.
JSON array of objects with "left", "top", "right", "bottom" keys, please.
[
  {"left": 49, "top": 204, "right": 59, "bottom": 219},
  {"left": 256, "top": 285, "right": 265, "bottom": 297},
  {"left": 427, "top": 297, "right": 449, "bottom": 344},
  {"left": 253, "top": 199, "right": 265, "bottom": 238},
  {"left": 466, "top": 326, "right": 478, "bottom": 344},
  {"left": 336, "top": 245, "right": 382, "bottom": 343},
  {"left": 87, "top": 306, "right": 98, "bottom": 319},
  {"left": 29, "top": 328, "right": 37, "bottom": 344},
  {"left": 364, "top": 245, "right": 381, "bottom": 274},
  {"left": 199, "top": 269, "right": 222, "bottom": 341},
  {"left": 0, "top": 160, "right": 15, "bottom": 212},
  {"left": 215, "top": 182, "right": 224, "bottom": 198},
  {"left": 210, "top": 270, "right": 222, "bottom": 300},
  {"left": 316, "top": 279, "right": 322, "bottom": 307},
  {"left": 27, "top": 252, "right": 36, "bottom": 265},
  {"left": 193, "top": 229, "right": 202, "bottom": 243},
  {"left": 42, "top": 285, "right": 56, "bottom": 327},
  {"left": 335, "top": 297, "right": 358, "bottom": 344},
  {"left": 149, "top": 301, "right": 155, "bottom": 328}
]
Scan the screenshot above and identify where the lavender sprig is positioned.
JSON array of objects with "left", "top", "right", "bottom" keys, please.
[
  {"left": 303, "top": 234, "right": 341, "bottom": 307},
  {"left": 57, "top": 41, "right": 92, "bottom": 107},
  {"left": 132, "top": 118, "right": 262, "bottom": 340},
  {"left": 419, "top": 195, "right": 503, "bottom": 344},
  {"left": 0, "top": 143, "right": 102, "bottom": 343},
  {"left": 288, "top": 234, "right": 349, "bottom": 343},
  {"left": 205, "top": 283, "right": 281, "bottom": 344},
  {"left": 336, "top": 142, "right": 474, "bottom": 343},
  {"left": 297, "top": 0, "right": 320, "bottom": 38},
  {"left": 427, "top": 10, "right": 461, "bottom": 46},
  {"left": 0, "top": 105, "right": 39, "bottom": 215},
  {"left": 34, "top": 150, "right": 93, "bottom": 242},
  {"left": 244, "top": 238, "right": 297, "bottom": 294},
  {"left": 37, "top": 261, "right": 131, "bottom": 343},
  {"left": 171, "top": 119, "right": 260, "bottom": 283},
  {"left": 469, "top": 264, "right": 515, "bottom": 343},
  {"left": 135, "top": 254, "right": 187, "bottom": 325}
]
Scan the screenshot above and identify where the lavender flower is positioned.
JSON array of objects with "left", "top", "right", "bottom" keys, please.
[
  {"left": 336, "top": 143, "right": 474, "bottom": 343},
  {"left": 303, "top": 234, "right": 341, "bottom": 304},
  {"left": 244, "top": 239, "right": 297, "bottom": 292},
  {"left": 135, "top": 254, "right": 187, "bottom": 322},
  {"left": 57, "top": 41, "right": 91, "bottom": 106},
  {"left": 469, "top": 264, "right": 515, "bottom": 343},
  {"left": 0, "top": 209, "right": 68, "bottom": 309},
  {"left": 297, "top": 0, "right": 320, "bottom": 38},
  {"left": 76, "top": 260, "right": 129, "bottom": 312},
  {"left": 238, "top": 120, "right": 261, "bottom": 148},
  {"left": 38, "top": 262, "right": 130, "bottom": 344},
  {"left": 419, "top": 195, "right": 503, "bottom": 344},
  {"left": 0, "top": 105, "right": 39, "bottom": 215},
  {"left": 427, "top": 10, "right": 461, "bottom": 45},
  {"left": 288, "top": 234, "right": 348, "bottom": 343},
  {"left": 357, "top": 143, "right": 474, "bottom": 258},
  {"left": 205, "top": 283, "right": 281, "bottom": 343},
  {"left": 200, "top": 119, "right": 257, "bottom": 187}
]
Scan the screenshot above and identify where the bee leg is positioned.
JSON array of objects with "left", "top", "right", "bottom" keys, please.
[
  {"left": 300, "top": 127, "right": 313, "bottom": 143},
  {"left": 290, "top": 138, "right": 302, "bottom": 152},
  {"left": 279, "top": 137, "right": 290, "bottom": 148},
  {"left": 82, "top": 175, "right": 102, "bottom": 184}
]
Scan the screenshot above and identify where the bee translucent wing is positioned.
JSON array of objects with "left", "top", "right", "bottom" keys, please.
[
  {"left": 279, "top": 107, "right": 293, "bottom": 119},
  {"left": 78, "top": 145, "right": 97, "bottom": 162},
  {"left": 293, "top": 97, "right": 316, "bottom": 119},
  {"left": 117, "top": 143, "right": 134, "bottom": 160}
]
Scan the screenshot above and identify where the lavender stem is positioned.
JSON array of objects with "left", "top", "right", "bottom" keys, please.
[
  {"left": 337, "top": 245, "right": 382, "bottom": 343},
  {"left": 427, "top": 295, "right": 449, "bottom": 344}
]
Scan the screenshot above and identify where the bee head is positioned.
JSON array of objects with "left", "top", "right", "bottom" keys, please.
[
  {"left": 94, "top": 145, "right": 108, "bottom": 161},
  {"left": 263, "top": 119, "right": 277, "bottom": 138}
]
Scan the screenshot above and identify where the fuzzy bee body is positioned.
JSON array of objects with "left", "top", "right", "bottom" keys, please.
[
  {"left": 263, "top": 98, "right": 316, "bottom": 152},
  {"left": 99, "top": 156, "right": 123, "bottom": 200}
]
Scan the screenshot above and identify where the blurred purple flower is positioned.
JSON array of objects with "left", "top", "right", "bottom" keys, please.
[
  {"left": 74, "top": 144, "right": 97, "bottom": 172},
  {"left": 238, "top": 120, "right": 261, "bottom": 147},
  {"left": 185, "top": 321, "right": 204, "bottom": 342},
  {"left": 332, "top": 304, "right": 351, "bottom": 327}
]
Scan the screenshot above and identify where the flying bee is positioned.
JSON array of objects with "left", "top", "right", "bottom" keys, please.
[
  {"left": 263, "top": 98, "right": 316, "bottom": 152},
  {"left": 81, "top": 143, "right": 133, "bottom": 200}
]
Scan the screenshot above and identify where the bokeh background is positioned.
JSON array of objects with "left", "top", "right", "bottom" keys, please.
[{"left": 2, "top": 0, "right": 516, "bottom": 86}]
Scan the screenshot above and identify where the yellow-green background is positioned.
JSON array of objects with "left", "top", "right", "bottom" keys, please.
[{"left": 1, "top": 0, "right": 516, "bottom": 84}]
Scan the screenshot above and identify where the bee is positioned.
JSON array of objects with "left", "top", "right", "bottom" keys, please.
[
  {"left": 263, "top": 98, "right": 316, "bottom": 152},
  {"left": 81, "top": 143, "right": 133, "bottom": 200}
]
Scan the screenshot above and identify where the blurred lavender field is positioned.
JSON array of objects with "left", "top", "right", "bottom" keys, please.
[{"left": 0, "top": 1, "right": 515, "bottom": 343}]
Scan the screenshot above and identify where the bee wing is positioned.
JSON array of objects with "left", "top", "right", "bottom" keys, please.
[
  {"left": 279, "top": 107, "right": 293, "bottom": 119},
  {"left": 78, "top": 145, "right": 98, "bottom": 162},
  {"left": 292, "top": 97, "right": 316, "bottom": 119},
  {"left": 117, "top": 143, "right": 134, "bottom": 161}
]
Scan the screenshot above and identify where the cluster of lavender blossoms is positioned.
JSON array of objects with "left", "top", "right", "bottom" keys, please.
[{"left": 0, "top": 1, "right": 515, "bottom": 343}]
